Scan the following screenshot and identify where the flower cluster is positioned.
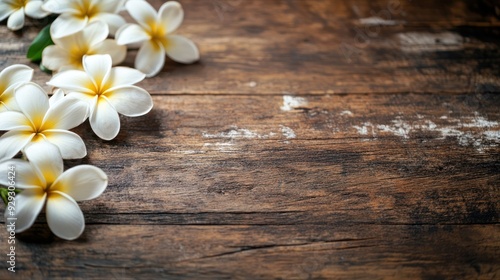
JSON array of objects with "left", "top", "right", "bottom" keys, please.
[{"left": 0, "top": 0, "right": 198, "bottom": 240}]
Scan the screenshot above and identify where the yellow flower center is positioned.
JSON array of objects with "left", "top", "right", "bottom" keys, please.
[
  {"left": 28, "top": 116, "right": 56, "bottom": 138},
  {"left": 148, "top": 23, "right": 170, "bottom": 49},
  {"left": 10, "top": 0, "right": 28, "bottom": 9},
  {"left": 84, "top": 78, "right": 111, "bottom": 98},
  {"left": 32, "top": 132, "right": 46, "bottom": 143},
  {"left": 0, "top": 93, "right": 7, "bottom": 107},
  {"left": 75, "top": 0, "right": 99, "bottom": 20},
  {"left": 41, "top": 175, "right": 56, "bottom": 191},
  {"left": 69, "top": 47, "right": 90, "bottom": 69}
]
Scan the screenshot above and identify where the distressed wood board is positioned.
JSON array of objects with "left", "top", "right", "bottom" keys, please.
[{"left": 0, "top": 0, "right": 499, "bottom": 279}]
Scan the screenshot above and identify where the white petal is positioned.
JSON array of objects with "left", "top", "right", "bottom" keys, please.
[
  {"left": 50, "top": 29, "right": 81, "bottom": 50},
  {"left": 7, "top": 188, "right": 46, "bottom": 233},
  {"left": 49, "top": 89, "right": 65, "bottom": 107},
  {"left": 66, "top": 91, "right": 96, "bottom": 108},
  {"left": 115, "top": 24, "right": 150, "bottom": 45},
  {"left": 90, "top": 39, "right": 127, "bottom": 65},
  {"left": 50, "top": 14, "right": 88, "bottom": 39},
  {"left": 14, "top": 83, "right": 49, "bottom": 128},
  {"left": 0, "top": 64, "right": 34, "bottom": 92},
  {"left": 93, "top": 0, "right": 126, "bottom": 14},
  {"left": 106, "top": 67, "right": 145, "bottom": 88},
  {"left": 46, "top": 191, "right": 85, "bottom": 240},
  {"left": 0, "top": 111, "right": 32, "bottom": 130},
  {"left": 0, "top": 3, "right": 14, "bottom": 22},
  {"left": 159, "top": 1, "right": 183, "bottom": 33},
  {"left": 125, "top": 0, "right": 157, "bottom": 30},
  {"left": 47, "top": 70, "right": 96, "bottom": 94},
  {"left": 42, "top": 0, "right": 79, "bottom": 14},
  {"left": 81, "top": 20, "right": 109, "bottom": 47},
  {"left": 0, "top": 96, "right": 21, "bottom": 112},
  {"left": 0, "top": 160, "right": 42, "bottom": 189},
  {"left": 83, "top": 54, "right": 112, "bottom": 87},
  {"left": 0, "top": 130, "right": 34, "bottom": 162},
  {"left": 135, "top": 40, "right": 165, "bottom": 78},
  {"left": 7, "top": 8, "right": 25, "bottom": 31},
  {"left": 25, "top": 142, "right": 63, "bottom": 185},
  {"left": 43, "top": 129, "right": 87, "bottom": 159},
  {"left": 165, "top": 35, "right": 199, "bottom": 64},
  {"left": 41, "top": 45, "right": 72, "bottom": 72},
  {"left": 90, "top": 97, "right": 120, "bottom": 140},
  {"left": 51, "top": 165, "right": 107, "bottom": 201},
  {"left": 42, "top": 97, "right": 87, "bottom": 130},
  {"left": 0, "top": 64, "right": 32, "bottom": 112},
  {"left": 25, "top": 1, "right": 51, "bottom": 19},
  {"left": 90, "top": 13, "right": 126, "bottom": 36},
  {"left": 106, "top": 86, "right": 153, "bottom": 117}
]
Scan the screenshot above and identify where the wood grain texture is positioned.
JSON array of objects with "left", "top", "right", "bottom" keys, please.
[
  {"left": 4, "top": 224, "right": 500, "bottom": 279},
  {"left": 0, "top": 0, "right": 499, "bottom": 279},
  {"left": 0, "top": 0, "right": 499, "bottom": 94},
  {"left": 1, "top": 94, "right": 498, "bottom": 279}
]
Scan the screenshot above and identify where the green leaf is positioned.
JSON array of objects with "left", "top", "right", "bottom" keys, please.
[
  {"left": 0, "top": 188, "right": 21, "bottom": 206},
  {"left": 0, "top": 188, "right": 9, "bottom": 205},
  {"left": 40, "top": 64, "right": 52, "bottom": 74},
  {"left": 27, "top": 24, "right": 54, "bottom": 62}
]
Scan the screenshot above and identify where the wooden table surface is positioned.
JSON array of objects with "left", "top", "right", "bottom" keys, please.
[{"left": 1, "top": 0, "right": 499, "bottom": 279}]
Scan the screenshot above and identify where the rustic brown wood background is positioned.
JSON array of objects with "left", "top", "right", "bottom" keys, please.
[{"left": 1, "top": 0, "right": 499, "bottom": 279}]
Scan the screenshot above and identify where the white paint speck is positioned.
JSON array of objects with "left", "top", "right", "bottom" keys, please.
[
  {"left": 203, "top": 127, "right": 266, "bottom": 139},
  {"left": 484, "top": 131, "right": 500, "bottom": 141},
  {"left": 377, "top": 117, "right": 412, "bottom": 139},
  {"left": 353, "top": 122, "right": 377, "bottom": 139},
  {"left": 422, "top": 120, "right": 437, "bottom": 130},
  {"left": 202, "top": 143, "right": 238, "bottom": 153},
  {"left": 353, "top": 113, "right": 500, "bottom": 153},
  {"left": 281, "top": 95, "right": 307, "bottom": 111},
  {"left": 248, "top": 81, "right": 257, "bottom": 88},
  {"left": 353, "top": 123, "right": 369, "bottom": 135},
  {"left": 341, "top": 110, "right": 354, "bottom": 116},
  {"left": 280, "top": 125, "right": 296, "bottom": 139},
  {"left": 462, "top": 113, "right": 498, "bottom": 128},
  {"left": 360, "top": 17, "right": 404, "bottom": 26},
  {"left": 173, "top": 150, "right": 205, "bottom": 155},
  {"left": 353, "top": 125, "right": 368, "bottom": 135}
]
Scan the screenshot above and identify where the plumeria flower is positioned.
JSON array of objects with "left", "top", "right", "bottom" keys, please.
[
  {"left": 0, "top": 64, "right": 33, "bottom": 112},
  {"left": 0, "top": 82, "right": 88, "bottom": 161},
  {"left": 116, "top": 0, "right": 199, "bottom": 77},
  {"left": 47, "top": 54, "right": 153, "bottom": 140},
  {"left": 42, "top": 20, "right": 126, "bottom": 72},
  {"left": 1, "top": 142, "right": 108, "bottom": 240},
  {"left": 0, "top": 0, "right": 50, "bottom": 31},
  {"left": 42, "top": 0, "right": 126, "bottom": 38}
]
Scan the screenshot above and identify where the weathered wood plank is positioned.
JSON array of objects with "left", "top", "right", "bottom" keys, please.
[
  {"left": 0, "top": 224, "right": 497, "bottom": 279},
  {"left": 2, "top": 94, "right": 497, "bottom": 226},
  {"left": 0, "top": 0, "right": 499, "bottom": 279},
  {"left": 1, "top": 0, "right": 499, "bottom": 94}
]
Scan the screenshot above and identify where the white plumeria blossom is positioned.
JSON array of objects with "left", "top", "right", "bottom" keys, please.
[
  {"left": 42, "top": 20, "right": 126, "bottom": 72},
  {"left": 1, "top": 142, "right": 108, "bottom": 240},
  {"left": 42, "top": 0, "right": 126, "bottom": 38},
  {"left": 0, "top": 0, "right": 50, "bottom": 31},
  {"left": 47, "top": 54, "right": 153, "bottom": 140},
  {"left": 116, "top": 0, "right": 199, "bottom": 77},
  {"left": 0, "top": 82, "right": 88, "bottom": 161},
  {"left": 0, "top": 64, "right": 33, "bottom": 112}
]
